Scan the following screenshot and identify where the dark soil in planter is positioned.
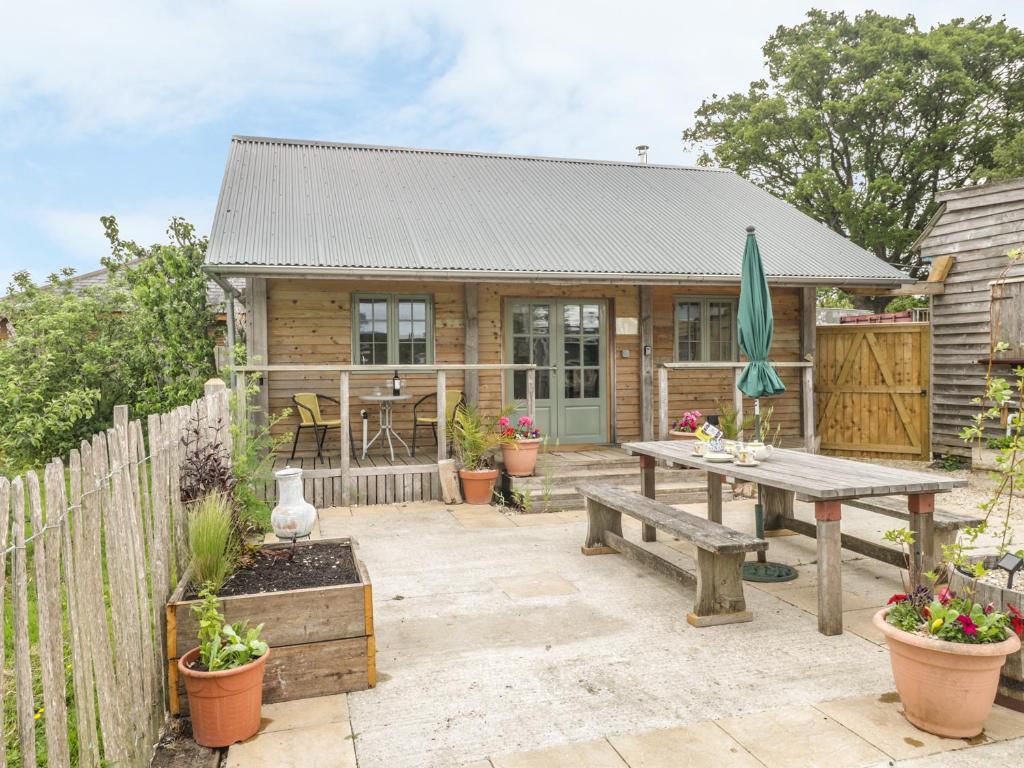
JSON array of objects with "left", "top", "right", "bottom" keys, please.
[{"left": 184, "top": 541, "right": 359, "bottom": 599}]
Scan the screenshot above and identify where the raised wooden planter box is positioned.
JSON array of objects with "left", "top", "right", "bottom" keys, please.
[{"left": 166, "top": 537, "right": 375, "bottom": 715}]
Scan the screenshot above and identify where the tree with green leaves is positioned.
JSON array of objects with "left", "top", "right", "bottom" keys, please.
[
  {"left": 683, "top": 11, "right": 1024, "bottom": 281},
  {"left": 0, "top": 217, "right": 217, "bottom": 471}
]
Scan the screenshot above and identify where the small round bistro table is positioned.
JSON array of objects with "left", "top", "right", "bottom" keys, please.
[{"left": 359, "top": 394, "right": 412, "bottom": 461}]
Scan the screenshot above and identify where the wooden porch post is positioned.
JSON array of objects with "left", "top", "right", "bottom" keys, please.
[
  {"left": 464, "top": 284, "right": 480, "bottom": 405},
  {"left": 245, "top": 277, "right": 269, "bottom": 427},
  {"left": 658, "top": 367, "right": 669, "bottom": 440},
  {"left": 233, "top": 371, "right": 247, "bottom": 454},
  {"left": 340, "top": 371, "right": 350, "bottom": 506},
  {"left": 437, "top": 371, "right": 447, "bottom": 462},
  {"left": 801, "top": 286, "right": 817, "bottom": 453},
  {"left": 526, "top": 368, "right": 536, "bottom": 424},
  {"left": 640, "top": 285, "right": 654, "bottom": 442}
]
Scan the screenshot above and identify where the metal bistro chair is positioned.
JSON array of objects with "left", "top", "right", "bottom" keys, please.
[
  {"left": 411, "top": 389, "right": 465, "bottom": 455},
  {"left": 289, "top": 392, "right": 356, "bottom": 465}
]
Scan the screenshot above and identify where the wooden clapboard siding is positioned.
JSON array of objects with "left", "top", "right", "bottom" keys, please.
[
  {"left": 917, "top": 178, "right": 1024, "bottom": 458},
  {"left": 650, "top": 285, "right": 804, "bottom": 443},
  {"left": 266, "top": 278, "right": 466, "bottom": 457},
  {"left": 815, "top": 324, "right": 930, "bottom": 459}
]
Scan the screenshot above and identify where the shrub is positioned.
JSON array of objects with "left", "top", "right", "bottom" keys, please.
[
  {"left": 187, "top": 494, "right": 237, "bottom": 593},
  {"left": 191, "top": 583, "right": 267, "bottom": 671}
]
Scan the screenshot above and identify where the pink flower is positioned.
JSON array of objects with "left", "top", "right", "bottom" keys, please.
[
  {"left": 955, "top": 615, "right": 977, "bottom": 636},
  {"left": 984, "top": 602, "right": 995, "bottom": 615},
  {"left": 518, "top": 416, "right": 533, "bottom": 427},
  {"left": 937, "top": 586, "right": 953, "bottom": 606},
  {"left": 498, "top": 416, "right": 510, "bottom": 427}
]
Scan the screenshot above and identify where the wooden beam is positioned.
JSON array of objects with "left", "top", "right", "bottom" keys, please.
[
  {"left": 658, "top": 367, "right": 669, "bottom": 440},
  {"left": 246, "top": 277, "right": 269, "bottom": 426},
  {"left": 846, "top": 283, "right": 944, "bottom": 296},
  {"left": 640, "top": 454, "right": 656, "bottom": 542},
  {"left": 927, "top": 255, "right": 955, "bottom": 283},
  {"left": 525, "top": 368, "right": 536, "bottom": 424},
  {"left": 436, "top": 371, "right": 447, "bottom": 462},
  {"left": 801, "top": 286, "right": 817, "bottom": 454},
  {"left": 640, "top": 286, "right": 654, "bottom": 442},
  {"left": 340, "top": 371, "right": 350, "bottom": 505},
  {"left": 463, "top": 283, "right": 480, "bottom": 405}
]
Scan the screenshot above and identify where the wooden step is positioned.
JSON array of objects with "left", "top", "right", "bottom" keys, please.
[{"left": 508, "top": 465, "right": 703, "bottom": 492}]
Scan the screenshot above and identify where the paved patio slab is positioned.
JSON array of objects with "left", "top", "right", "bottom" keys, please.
[{"left": 608, "top": 722, "right": 763, "bottom": 767}]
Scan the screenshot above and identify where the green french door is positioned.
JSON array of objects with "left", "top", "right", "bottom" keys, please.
[{"left": 507, "top": 300, "right": 607, "bottom": 443}]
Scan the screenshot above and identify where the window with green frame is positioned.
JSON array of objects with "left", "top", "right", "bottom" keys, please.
[
  {"left": 353, "top": 293, "right": 434, "bottom": 365},
  {"left": 674, "top": 296, "right": 738, "bottom": 361}
]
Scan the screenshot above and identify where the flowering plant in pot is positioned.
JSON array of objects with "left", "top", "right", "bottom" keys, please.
[
  {"left": 499, "top": 413, "right": 544, "bottom": 477},
  {"left": 669, "top": 409, "right": 701, "bottom": 439},
  {"left": 179, "top": 584, "right": 270, "bottom": 747},
  {"left": 450, "top": 403, "right": 514, "bottom": 504},
  {"left": 874, "top": 529, "right": 1023, "bottom": 738}
]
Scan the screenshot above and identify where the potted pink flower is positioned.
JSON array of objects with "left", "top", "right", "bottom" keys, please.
[
  {"left": 669, "top": 409, "right": 702, "bottom": 439},
  {"left": 500, "top": 414, "right": 544, "bottom": 477}
]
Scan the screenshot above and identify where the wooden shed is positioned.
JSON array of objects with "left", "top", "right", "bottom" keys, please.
[
  {"left": 204, "top": 136, "right": 909, "bottom": 503},
  {"left": 914, "top": 177, "right": 1024, "bottom": 460}
]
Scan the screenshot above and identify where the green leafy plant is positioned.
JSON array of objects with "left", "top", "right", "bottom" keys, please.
[
  {"left": 754, "top": 404, "right": 782, "bottom": 446},
  {"left": 188, "top": 494, "right": 238, "bottom": 593},
  {"left": 449, "top": 403, "right": 515, "bottom": 471},
  {"left": 191, "top": 583, "right": 268, "bottom": 672},
  {"left": 715, "top": 400, "right": 755, "bottom": 441}
]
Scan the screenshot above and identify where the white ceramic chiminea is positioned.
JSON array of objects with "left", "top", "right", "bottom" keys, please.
[{"left": 270, "top": 467, "right": 317, "bottom": 540}]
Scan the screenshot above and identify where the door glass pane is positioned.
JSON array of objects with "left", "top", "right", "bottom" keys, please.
[
  {"left": 513, "top": 305, "right": 529, "bottom": 335},
  {"left": 583, "top": 337, "right": 599, "bottom": 365},
  {"left": 564, "top": 369, "right": 581, "bottom": 399},
  {"left": 563, "top": 304, "right": 581, "bottom": 334},
  {"left": 513, "top": 370, "right": 526, "bottom": 399},
  {"left": 676, "top": 301, "right": 701, "bottom": 361},
  {"left": 582, "top": 305, "right": 600, "bottom": 334},
  {"left": 564, "top": 339, "right": 580, "bottom": 367},
  {"left": 532, "top": 305, "right": 549, "bottom": 333},
  {"left": 533, "top": 337, "right": 549, "bottom": 366},
  {"left": 513, "top": 337, "right": 530, "bottom": 363},
  {"left": 583, "top": 369, "right": 600, "bottom": 398},
  {"left": 536, "top": 370, "right": 550, "bottom": 400}
]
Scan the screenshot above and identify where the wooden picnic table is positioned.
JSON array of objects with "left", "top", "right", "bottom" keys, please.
[{"left": 620, "top": 441, "right": 967, "bottom": 636}]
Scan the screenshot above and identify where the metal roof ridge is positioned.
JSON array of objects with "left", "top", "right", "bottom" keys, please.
[{"left": 228, "top": 134, "right": 734, "bottom": 174}]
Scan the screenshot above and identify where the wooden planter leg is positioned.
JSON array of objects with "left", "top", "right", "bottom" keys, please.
[
  {"left": 687, "top": 551, "right": 752, "bottom": 627},
  {"left": 581, "top": 499, "right": 622, "bottom": 556},
  {"left": 908, "top": 493, "right": 935, "bottom": 586},
  {"left": 815, "top": 500, "right": 843, "bottom": 636}
]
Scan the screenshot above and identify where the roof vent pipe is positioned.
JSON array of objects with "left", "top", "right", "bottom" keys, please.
[{"left": 635, "top": 144, "right": 649, "bottom": 164}]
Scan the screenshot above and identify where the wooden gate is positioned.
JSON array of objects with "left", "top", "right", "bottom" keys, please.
[{"left": 815, "top": 323, "right": 930, "bottom": 459}]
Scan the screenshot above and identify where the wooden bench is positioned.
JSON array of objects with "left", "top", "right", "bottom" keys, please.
[
  {"left": 577, "top": 483, "right": 767, "bottom": 628},
  {"left": 782, "top": 493, "right": 985, "bottom": 568}
]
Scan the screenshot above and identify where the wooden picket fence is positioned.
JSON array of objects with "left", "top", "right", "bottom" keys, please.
[{"left": 1, "top": 380, "right": 231, "bottom": 767}]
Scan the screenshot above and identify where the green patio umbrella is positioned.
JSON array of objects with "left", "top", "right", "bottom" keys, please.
[{"left": 737, "top": 226, "right": 794, "bottom": 581}]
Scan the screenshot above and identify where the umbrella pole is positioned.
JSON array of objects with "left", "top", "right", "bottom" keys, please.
[{"left": 753, "top": 399, "right": 766, "bottom": 563}]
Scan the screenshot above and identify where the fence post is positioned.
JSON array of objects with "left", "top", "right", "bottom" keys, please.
[
  {"left": 0, "top": 478, "right": 10, "bottom": 768},
  {"left": 437, "top": 371, "right": 447, "bottom": 462},
  {"left": 801, "top": 364, "right": 816, "bottom": 453},
  {"left": 10, "top": 476, "right": 36, "bottom": 765},
  {"left": 658, "top": 367, "right": 669, "bottom": 440},
  {"left": 526, "top": 368, "right": 536, "bottom": 425},
  {"left": 732, "top": 367, "right": 743, "bottom": 434}
]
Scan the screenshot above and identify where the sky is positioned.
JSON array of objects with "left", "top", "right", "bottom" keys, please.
[{"left": 1, "top": 1, "right": 1021, "bottom": 287}]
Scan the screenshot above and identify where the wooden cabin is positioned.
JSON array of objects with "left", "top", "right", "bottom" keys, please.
[
  {"left": 204, "top": 136, "right": 908, "bottom": 503},
  {"left": 914, "top": 177, "right": 1024, "bottom": 461}
]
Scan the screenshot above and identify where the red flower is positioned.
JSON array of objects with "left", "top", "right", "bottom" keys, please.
[
  {"left": 984, "top": 602, "right": 995, "bottom": 615},
  {"left": 1009, "top": 604, "right": 1023, "bottom": 637},
  {"left": 887, "top": 594, "right": 908, "bottom": 605},
  {"left": 955, "top": 615, "right": 977, "bottom": 636},
  {"left": 922, "top": 606, "right": 931, "bottom": 619}
]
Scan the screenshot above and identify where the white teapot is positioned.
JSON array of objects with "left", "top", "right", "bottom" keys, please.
[
  {"left": 746, "top": 442, "right": 773, "bottom": 461},
  {"left": 271, "top": 467, "right": 317, "bottom": 540}
]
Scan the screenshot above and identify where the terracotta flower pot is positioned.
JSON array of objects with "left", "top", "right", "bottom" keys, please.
[
  {"left": 501, "top": 438, "right": 543, "bottom": 477},
  {"left": 178, "top": 646, "right": 270, "bottom": 747},
  {"left": 459, "top": 468, "right": 499, "bottom": 505},
  {"left": 873, "top": 609, "right": 1021, "bottom": 738},
  {"left": 668, "top": 430, "right": 698, "bottom": 440}
]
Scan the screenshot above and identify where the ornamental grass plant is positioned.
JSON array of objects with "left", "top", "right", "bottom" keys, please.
[{"left": 187, "top": 493, "right": 238, "bottom": 593}]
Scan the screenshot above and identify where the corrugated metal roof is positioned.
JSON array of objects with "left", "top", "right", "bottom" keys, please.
[{"left": 206, "top": 135, "right": 909, "bottom": 283}]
